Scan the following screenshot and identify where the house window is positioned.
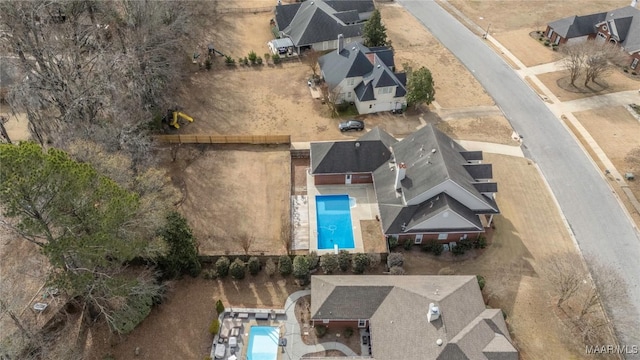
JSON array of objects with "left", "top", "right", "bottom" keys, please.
[
  {"left": 547, "top": 28, "right": 554, "bottom": 38},
  {"left": 414, "top": 234, "right": 423, "bottom": 244},
  {"left": 554, "top": 36, "right": 560, "bottom": 45},
  {"left": 631, "top": 58, "right": 639, "bottom": 70},
  {"left": 358, "top": 319, "right": 367, "bottom": 328},
  {"left": 347, "top": 92, "right": 352, "bottom": 98},
  {"left": 323, "top": 319, "right": 330, "bottom": 324},
  {"left": 347, "top": 78, "right": 355, "bottom": 86},
  {"left": 437, "top": 233, "right": 448, "bottom": 240},
  {"left": 377, "top": 87, "right": 392, "bottom": 95}
]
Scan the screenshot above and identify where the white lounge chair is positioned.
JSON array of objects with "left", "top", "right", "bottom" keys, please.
[{"left": 214, "top": 343, "right": 225, "bottom": 359}]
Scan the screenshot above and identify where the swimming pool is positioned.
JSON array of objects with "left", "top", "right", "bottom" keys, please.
[
  {"left": 315, "top": 194, "right": 355, "bottom": 250},
  {"left": 247, "top": 326, "right": 279, "bottom": 360}
]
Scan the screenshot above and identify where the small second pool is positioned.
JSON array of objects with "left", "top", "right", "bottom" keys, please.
[
  {"left": 247, "top": 326, "right": 279, "bottom": 360},
  {"left": 316, "top": 194, "right": 355, "bottom": 250}
]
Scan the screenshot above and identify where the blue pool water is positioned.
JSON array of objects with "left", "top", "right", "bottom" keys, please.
[
  {"left": 247, "top": 326, "right": 279, "bottom": 360},
  {"left": 316, "top": 194, "right": 355, "bottom": 250}
]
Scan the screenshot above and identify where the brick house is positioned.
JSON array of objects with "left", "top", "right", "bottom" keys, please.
[
  {"left": 545, "top": 5, "right": 640, "bottom": 69},
  {"left": 310, "top": 275, "right": 518, "bottom": 360},
  {"left": 310, "top": 125, "right": 498, "bottom": 244}
]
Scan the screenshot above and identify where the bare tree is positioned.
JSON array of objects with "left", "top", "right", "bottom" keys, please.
[
  {"left": 0, "top": 0, "right": 196, "bottom": 168},
  {"left": 561, "top": 41, "right": 629, "bottom": 87},
  {"left": 321, "top": 83, "right": 344, "bottom": 117},
  {"left": 304, "top": 49, "right": 322, "bottom": 80},
  {"left": 540, "top": 252, "right": 587, "bottom": 308},
  {"left": 240, "top": 233, "right": 255, "bottom": 255},
  {"left": 561, "top": 43, "right": 585, "bottom": 86}
]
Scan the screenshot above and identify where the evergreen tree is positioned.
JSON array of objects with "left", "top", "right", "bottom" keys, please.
[
  {"left": 0, "top": 142, "right": 163, "bottom": 334},
  {"left": 158, "top": 211, "right": 201, "bottom": 279},
  {"left": 363, "top": 9, "right": 388, "bottom": 47},
  {"left": 406, "top": 67, "right": 436, "bottom": 108}
]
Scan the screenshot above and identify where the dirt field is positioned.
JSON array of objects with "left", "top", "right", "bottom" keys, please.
[
  {"left": 573, "top": 106, "right": 640, "bottom": 218},
  {"left": 160, "top": 144, "right": 291, "bottom": 256},
  {"left": 87, "top": 274, "right": 300, "bottom": 360},
  {"left": 400, "top": 153, "right": 592, "bottom": 359}
]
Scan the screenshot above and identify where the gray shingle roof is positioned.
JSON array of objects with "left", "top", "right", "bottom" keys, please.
[
  {"left": 473, "top": 182, "right": 498, "bottom": 193},
  {"left": 310, "top": 276, "right": 517, "bottom": 360},
  {"left": 278, "top": 0, "right": 373, "bottom": 48},
  {"left": 390, "top": 125, "right": 498, "bottom": 211},
  {"left": 318, "top": 43, "right": 373, "bottom": 89},
  {"left": 460, "top": 150, "right": 483, "bottom": 161},
  {"left": 310, "top": 135, "right": 393, "bottom": 174},
  {"left": 548, "top": 6, "right": 640, "bottom": 52},
  {"left": 357, "top": 127, "right": 398, "bottom": 148},
  {"left": 274, "top": 2, "right": 302, "bottom": 31},
  {"left": 319, "top": 41, "right": 407, "bottom": 99}
]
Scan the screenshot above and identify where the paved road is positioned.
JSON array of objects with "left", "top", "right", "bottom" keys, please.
[{"left": 397, "top": 0, "right": 640, "bottom": 346}]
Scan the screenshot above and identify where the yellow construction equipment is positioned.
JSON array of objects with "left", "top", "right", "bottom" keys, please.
[{"left": 164, "top": 109, "right": 194, "bottom": 129}]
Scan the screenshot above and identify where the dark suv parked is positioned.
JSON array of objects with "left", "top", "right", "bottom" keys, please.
[{"left": 338, "top": 119, "right": 365, "bottom": 132}]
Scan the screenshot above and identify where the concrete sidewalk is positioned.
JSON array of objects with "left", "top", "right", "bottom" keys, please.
[{"left": 456, "top": 140, "right": 524, "bottom": 158}]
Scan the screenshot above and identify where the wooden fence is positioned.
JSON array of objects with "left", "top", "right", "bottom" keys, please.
[{"left": 154, "top": 134, "right": 291, "bottom": 145}]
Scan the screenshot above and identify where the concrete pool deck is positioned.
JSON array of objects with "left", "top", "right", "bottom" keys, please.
[
  {"left": 306, "top": 172, "right": 380, "bottom": 255},
  {"left": 211, "top": 291, "right": 358, "bottom": 359}
]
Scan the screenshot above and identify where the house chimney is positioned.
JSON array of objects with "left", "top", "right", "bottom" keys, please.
[
  {"left": 395, "top": 162, "right": 406, "bottom": 190},
  {"left": 631, "top": 0, "right": 638, "bottom": 7},
  {"left": 427, "top": 303, "right": 440, "bottom": 322},
  {"left": 337, "top": 34, "right": 344, "bottom": 54}
]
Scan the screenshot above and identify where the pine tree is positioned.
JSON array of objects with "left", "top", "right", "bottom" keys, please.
[{"left": 363, "top": 9, "right": 388, "bottom": 48}]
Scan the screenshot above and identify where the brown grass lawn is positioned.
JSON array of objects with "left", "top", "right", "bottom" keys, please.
[
  {"left": 437, "top": 115, "right": 515, "bottom": 145},
  {"left": 379, "top": 3, "right": 494, "bottom": 109},
  {"left": 159, "top": 144, "right": 291, "bottom": 256},
  {"left": 87, "top": 274, "right": 300, "bottom": 360},
  {"left": 573, "top": 106, "right": 640, "bottom": 224},
  {"left": 399, "top": 154, "right": 601, "bottom": 359},
  {"left": 537, "top": 69, "right": 640, "bottom": 101}
]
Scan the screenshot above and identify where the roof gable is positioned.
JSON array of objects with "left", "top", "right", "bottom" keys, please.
[{"left": 274, "top": 2, "right": 302, "bottom": 30}]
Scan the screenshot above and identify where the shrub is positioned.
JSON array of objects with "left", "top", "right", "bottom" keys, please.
[
  {"left": 307, "top": 251, "right": 320, "bottom": 270},
  {"left": 229, "top": 258, "right": 246, "bottom": 280},
  {"left": 387, "top": 252, "right": 404, "bottom": 268},
  {"left": 633, "top": 71, "right": 638, "bottom": 76},
  {"left": 389, "top": 266, "right": 405, "bottom": 275},
  {"left": 293, "top": 255, "right": 310, "bottom": 280},
  {"left": 215, "top": 299, "right": 225, "bottom": 315},
  {"left": 474, "top": 236, "right": 487, "bottom": 249},
  {"left": 205, "top": 59, "right": 212, "bottom": 70},
  {"left": 278, "top": 255, "right": 293, "bottom": 276},
  {"left": 204, "top": 357, "right": 212, "bottom": 360},
  {"left": 265, "top": 258, "right": 277, "bottom": 277},
  {"left": 422, "top": 240, "right": 444, "bottom": 256},
  {"left": 224, "top": 55, "right": 235, "bottom": 65},
  {"left": 352, "top": 253, "right": 370, "bottom": 274},
  {"left": 403, "top": 238, "right": 413, "bottom": 250},
  {"left": 256, "top": 57, "right": 263, "bottom": 65},
  {"left": 315, "top": 325, "right": 327, "bottom": 337},
  {"left": 272, "top": 53, "right": 281, "bottom": 64},
  {"left": 624, "top": 68, "right": 629, "bottom": 73},
  {"left": 248, "top": 51, "right": 258, "bottom": 64},
  {"left": 338, "top": 250, "right": 351, "bottom": 272},
  {"left": 215, "top": 256, "right": 230, "bottom": 278},
  {"left": 209, "top": 318, "right": 220, "bottom": 335},
  {"left": 320, "top": 253, "right": 339, "bottom": 274},
  {"left": 387, "top": 236, "right": 398, "bottom": 249},
  {"left": 238, "top": 57, "right": 243, "bottom": 65},
  {"left": 264, "top": 53, "right": 271, "bottom": 63},
  {"left": 344, "top": 327, "right": 354, "bottom": 338},
  {"left": 248, "top": 257, "right": 261, "bottom": 275},
  {"left": 202, "top": 269, "right": 217, "bottom": 279},
  {"left": 452, "top": 244, "right": 466, "bottom": 256},
  {"left": 552, "top": 47, "right": 558, "bottom": 51},
  {"left": 366, "top": 253, "right": 381, "bottom": 268},
  {"left": 158, "top": 211, "right": 201, "bottom": 279},
  {"left": 243, "top": 57, "right": 249, "bottom": 66},
  {"left": 544, "top": 40, "right": 550, "bottom": 46},
  {"left": 477, "top": 275, "right": 486, "bottom": 291}
]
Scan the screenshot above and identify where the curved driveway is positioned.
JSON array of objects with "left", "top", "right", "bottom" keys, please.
[{"left": 397, "top": 0, "right": 640, "bottom": 345}]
